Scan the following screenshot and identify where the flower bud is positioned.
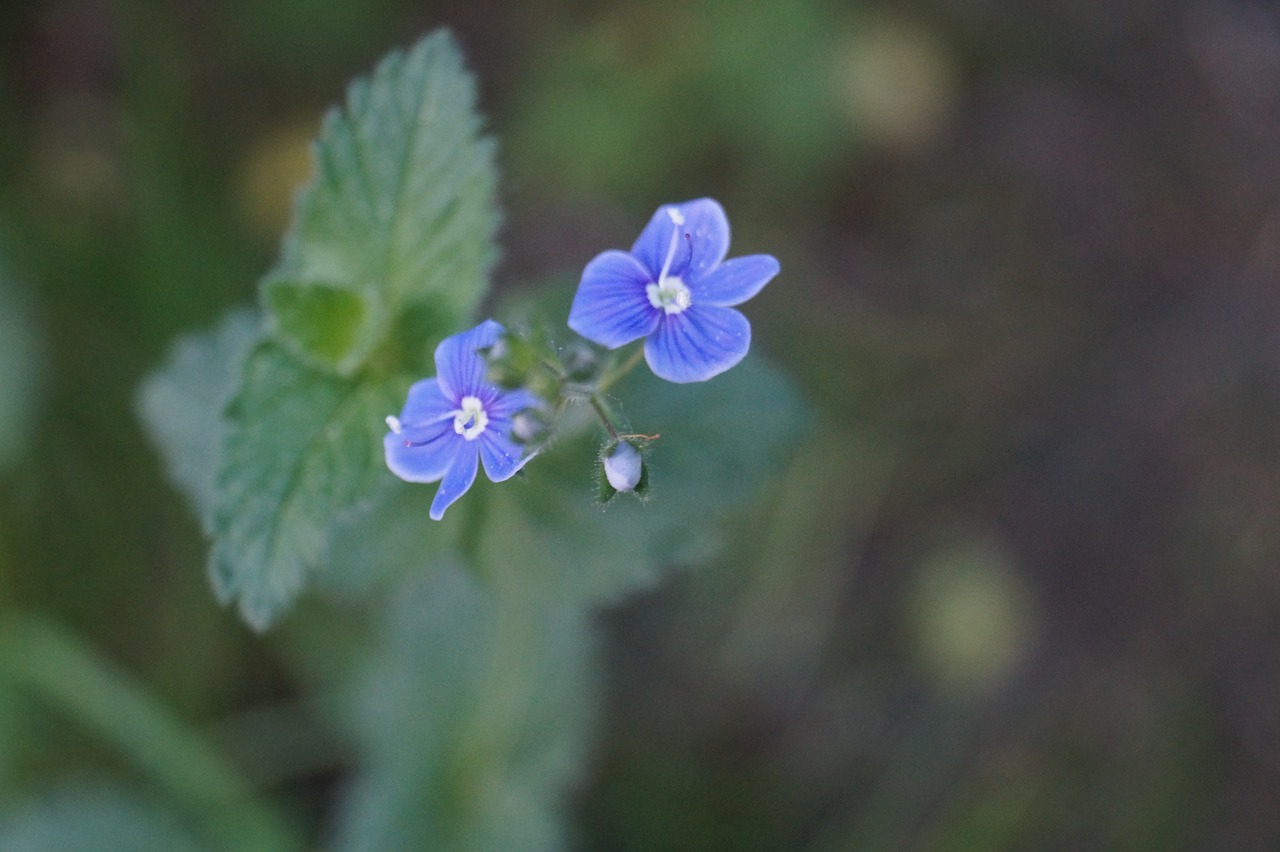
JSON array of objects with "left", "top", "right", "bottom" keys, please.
[
  {"left": 510, "top": 407, "right": 549, "bottom": 445},
  {"left": 562, "top": 341, "right": 599, "bottom": 383},
  {"left": 484, "top": 330, "right": 543, "bottom": 389},
  {"left": 603, "top": 441, "right": 643, "bottom": 493}
]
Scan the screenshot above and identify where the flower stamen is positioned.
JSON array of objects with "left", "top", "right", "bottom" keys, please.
[
  {"left": 647, "top": 277, "right": 692, "bottom": 314},
  {"left": 658, "top": 207, "right": 686, "bottom": 281},
  {"left": 453, "top": 395, "right": 489, "bottom": 441},
  {"left": 650, "top": 207, "right": 693, "bottom": 315}
]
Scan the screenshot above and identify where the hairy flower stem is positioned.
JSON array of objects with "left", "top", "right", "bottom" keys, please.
[
  {"left": 541, "top": 341, "right": 643, "bottom": 442},
  {"left": 585, "top": 344, "right": 650, "bottom": 440},
  {"left": 588, "top": 394, "right": 620, "bottom": 441}
]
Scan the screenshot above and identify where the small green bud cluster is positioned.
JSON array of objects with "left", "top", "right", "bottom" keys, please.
[{"left": 480, "top": 323, "right": 657, "bottom": 505}]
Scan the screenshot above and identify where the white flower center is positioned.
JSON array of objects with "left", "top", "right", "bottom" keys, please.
[
  {"left": 647, "top": 277, "right": 692, "bottom": 314},
  {"left": 649, "top": 206, "right": 693, "bottom": 315},
  {"left": 453, "top": 395, "right": 489, "bottom": 441}
]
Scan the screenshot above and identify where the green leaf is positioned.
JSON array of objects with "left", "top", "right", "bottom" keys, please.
[
  {"left": 334, "top": 564, "right": 596, "bottom": 852},
  {"left": 482, "top": 475, "right": 701, "bottom": 608},
  {"left": 188, "top": 29, "right": 501, "bottom": 629},
  {"left": 136, "top": 309, "right": 262, "bottom": 528},
  {"left": 0, "top": 785, "right": 207, "bottom": 852},
  {"left": 266, "top": 29, "right": 498, "bottom": 374},
  {"left": 317, "top": 482, "right": 460, "bottom": 598},
  {"left": 209, "top": 342, "right": 402, "bottom": 630},
  {"left": 262, "top": 281, "right": 381, "bottom": 376},
  {"left": 0, "top": 254, "right": 44, "bottom": 474},
  {"left": 0, "top": 614, "right": 299, "bottom": 850},
  {"left": 620, "top": 354, "right": 810, "bottom": 513}
]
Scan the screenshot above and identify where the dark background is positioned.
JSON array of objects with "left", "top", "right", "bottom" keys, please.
[{"left": 1, "top": 0, "right": 1278, "bottom": 848}]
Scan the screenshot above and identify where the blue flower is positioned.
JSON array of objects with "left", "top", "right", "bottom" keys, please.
[
  {"left": 568, "top": 198, "right": 779, "bottom": 383},
  {"left": 384, "top": 320, "right": 542, "bottom": 520}
]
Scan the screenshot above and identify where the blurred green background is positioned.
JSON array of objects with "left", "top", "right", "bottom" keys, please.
[{"left": 2, "top": 0, "right": 1279, "bottom": 848}]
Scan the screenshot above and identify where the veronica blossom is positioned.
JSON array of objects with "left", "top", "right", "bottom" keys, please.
[
  {"left": 384, "top": 320, "right": 541, "bottom": 520},
  {"left": 568, "top": 198, "right": 779, "bottom": 383}
]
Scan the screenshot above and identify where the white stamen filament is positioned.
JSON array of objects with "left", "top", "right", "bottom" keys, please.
[
  {"left": 386, "top": 415, "right": 403, "bottom": 434},
  {"left": 453, "top": 395, "right": 489, "bottom": 441},
  {"left": 658, "top": 208, "right": 684, "bottom": 282},
  {"left": 649, "top": 207, "right": 693, "bottom": 315}
]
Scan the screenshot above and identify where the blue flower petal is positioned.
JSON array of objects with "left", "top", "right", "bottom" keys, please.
[
  {"left": 396, "top": 378, "right": 455, "bottom": 427},
  {"left": 568, "top": 250, "right": 660, "bottom": 348},
  {"left": 630, "top": 206, "right": 681, "bottom": 278},
  {"left": 385, "top": 379, "right": 458, "bottom": 483},
  {"left": 479, "top": 430, "right": 533, "bottom": 482},
  {"left": 481, "top": 387, "right": 543, "bottom": 481},
  {"left": 429, "top": 442, "right": 480, "bottom": 520},
  {"left": 435, "top": 319, "right": 504, "bottom": 401},
  {"left": 631, "top": 199, "right": 730, "bottom": 280},
  {"left": 676, "top": 199, "right": 731, "bottom": 278},
  {"left": 644, "top": 304, "right": 751, "bottom": 383},
  {"left": 489, "top": 387, "right": 545, "bottom": 420},
  {"left": 690, "top": 254, "right": 780, "bottom": 307},
  {"left": 384, "top": 420, "right": 455, "bottom": 483}
]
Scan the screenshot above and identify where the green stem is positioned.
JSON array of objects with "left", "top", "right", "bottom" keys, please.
[
  {"left": 540, "top": 356, "right": 568, "bottom": 382},
  {"left": 583, "top": 344, "right": 647, "bottom": 441},
  {"left": 596, "top": 345, "right": 646, "bottom": 394},
  {"left": 588, "top": 395, "right": 620, "bottom": 441},
  {"left": 0, "top": 613, "right": 300, "bottom": 852}
]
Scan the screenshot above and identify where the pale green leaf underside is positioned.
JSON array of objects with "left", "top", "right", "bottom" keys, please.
[
  {"left": 335, "top": 565, "right": 596, "bottom": 852},
  {"left": 267, "top": 29, "right": 498, "bottom": 373},
  {"left": 136, "top": 309, "right": 261, "bottom": 529},
  {"left": 210, "top": 342, "right": 401, "bottom": 630}
]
